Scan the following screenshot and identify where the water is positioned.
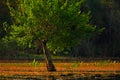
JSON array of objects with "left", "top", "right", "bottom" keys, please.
[{"left": 0, "top": 74, "right": 120, "bottom": 80}]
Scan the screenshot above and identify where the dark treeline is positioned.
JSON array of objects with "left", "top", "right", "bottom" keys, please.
[
  {"left": 0, "top": 0, "right": 120, "bottom": 58},
  {"left": 70, "top": 0, "right": 120, "bottom": 57}
]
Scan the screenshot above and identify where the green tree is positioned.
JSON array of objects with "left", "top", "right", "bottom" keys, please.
[{"left": 7, "top": 0, "right": 95, "bottom": 71}]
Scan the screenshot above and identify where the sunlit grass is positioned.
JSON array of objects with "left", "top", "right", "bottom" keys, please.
[
  {"left": 0, "top": 61, "right": 120, "bottom": 79},
  {"left": 0, "top": 60, "right": 119, "bottom": 73}
]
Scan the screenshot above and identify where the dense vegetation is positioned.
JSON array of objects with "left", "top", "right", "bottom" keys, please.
[{"left": 0, "top": 0, "right": 120, "bottom": 59}]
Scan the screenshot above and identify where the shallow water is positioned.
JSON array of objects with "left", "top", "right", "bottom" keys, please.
[{"left": 0, "top": 74, "right": 120, "bottom": 80}]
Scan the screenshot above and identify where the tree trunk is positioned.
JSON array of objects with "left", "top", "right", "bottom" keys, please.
[{"left": 42, "top": 41, "right": 56, "bottom": 71}]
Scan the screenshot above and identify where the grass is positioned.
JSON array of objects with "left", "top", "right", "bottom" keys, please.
[
  {"left": 0, "top": 61, "right": 120, "bottom": 72},
  {"left": 0, "top": 61, "right": 120, "bottom": 80},
  {"left": 0, "top": 58, "right": 119, "bottom": 79}
]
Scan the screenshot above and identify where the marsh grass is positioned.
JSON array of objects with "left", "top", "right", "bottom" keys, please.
[
  {"left": 30, "top": 59, "right": 39, "bottom": 67},
  {"left": 0, "top": 61, "right": 119, "bottom": 77}
]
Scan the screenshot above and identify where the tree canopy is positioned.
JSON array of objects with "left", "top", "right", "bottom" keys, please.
[{"left": 7, "top": 0, "right": 95, "bottom": 53}]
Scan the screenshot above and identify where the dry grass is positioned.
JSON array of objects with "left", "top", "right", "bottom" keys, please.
[{"left": 0, "top": 61, "right": 120, "bottom": 76}]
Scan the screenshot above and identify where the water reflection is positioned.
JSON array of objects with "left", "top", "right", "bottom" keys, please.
[
  {"left": 37, "top": 74, "right": 120, "bottom": 80},
  {"left": 0, "top": 74, "right": 120, "bottom": 80}
]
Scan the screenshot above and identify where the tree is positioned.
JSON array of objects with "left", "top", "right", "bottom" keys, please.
[
  {"left": 86, "top": 0, "right": 120, "bottom": 56},
  {"left": 100, "top": 0, "right": 120, "bottom": 56},
  {"left": 7, "top": 0, "right": 95, "bottom": 71},
  {"left": 0, "top": 0, "right": 11, "bottom": 39}
]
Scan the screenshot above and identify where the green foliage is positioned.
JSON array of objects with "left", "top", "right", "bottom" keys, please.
[
  {"left": 31, "top": 59, "right": 39, "bottom": 67},
  {"left": 72, "top": 62, "right": 80, "bottom": 68},
  {"left": 7, "top": 0, "right": 96, "bottom": 53}
]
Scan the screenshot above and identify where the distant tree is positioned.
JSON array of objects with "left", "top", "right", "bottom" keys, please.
[
  {"left": 0, "top": 0, "right": 11, "bottom": 39},
  {"left": 7, "top": 0, "right": 96, "bottom": 71},
  {"left": 102, "top": 0, "right": 120, "bottom": 56},
  {"left": 85, "top": 0, "right": 120, "bottom": 57}
]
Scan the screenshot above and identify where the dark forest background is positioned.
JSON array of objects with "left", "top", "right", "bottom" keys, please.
[{"left": 0, "top": 0, "right": 120, "bottom": 59}]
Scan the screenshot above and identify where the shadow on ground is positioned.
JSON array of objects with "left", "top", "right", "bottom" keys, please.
[{"left": 0, "top": 74, "right": 120, "bottom": 80}]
